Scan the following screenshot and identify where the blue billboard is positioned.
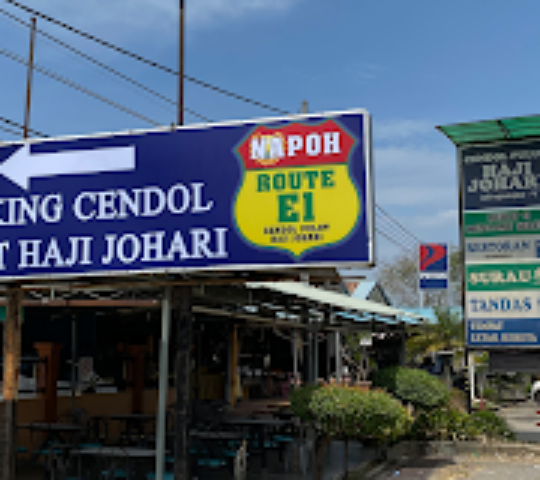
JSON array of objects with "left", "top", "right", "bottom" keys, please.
[
  {"left": 467, "top": 319, "right": 540, "bottom": 347},
  {"left": 0, "top": 110, "right": 373, "bottom": 280},
  {"left": 461, "top": 139, "right": 540, "bottom": 211}
]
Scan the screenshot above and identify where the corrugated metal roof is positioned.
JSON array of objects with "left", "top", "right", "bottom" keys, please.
[
  {"left": 437, "top": 114, "right": 540, "bottom": 146},
  {"left": 400, "top": 306, "right": 462, "bottom": 323},
  {"left": 246, "top": 281, "right": 425, "bottom": 322}
]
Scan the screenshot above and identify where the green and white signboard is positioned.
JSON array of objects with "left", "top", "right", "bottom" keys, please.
[{"left": 462, "top": 139, "right": 540, "bottom": 347}]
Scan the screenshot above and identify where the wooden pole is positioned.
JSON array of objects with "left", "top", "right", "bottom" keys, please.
[
  {"left": 0, "top": 18, "right": 36, "bottom": 479},
  {"left": 23, "top": 17, "right": 37, "bottom": 139},
  {"left": 178, "top": 0, "right": 185, "bottom": 126},
  {"left": 229, "top": 324, "right": 239, "bottom": 405},
  {"left": 173, "top": 286, "right": 192, "bottom": 480},
  {"left": 0, "top": 286, "right": 22, "bottom": 480}
]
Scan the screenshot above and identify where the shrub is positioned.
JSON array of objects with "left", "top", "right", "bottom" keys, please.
[
  {"left": 309, "top": 385, "right": 411, "bottom": 444},
  {"left": 482, "top": 386, "right": 498, "bottom": 402},
  {"left": 410, "top": 406, "right": 472, "bottom": 441},
  {"left": 289, "top": 384, "right": 320, "bottom": 423},
  {"left": 449, "top": 388, "right": 467, "bottom": 412},
  {"left": 372, "top": 367, "right": 450, "bottom": 409},
  {"left": 410, "top": 407, "right": 515, "bottom": 441},
  {"left": 468, "top": 410, "right": 515, "bottom": 441},
  {"left": 371, "top": 366, "right": 399, "bottom": 393},
  {"left": 309, "top": 385, "right": 360, "bottom": 438}
]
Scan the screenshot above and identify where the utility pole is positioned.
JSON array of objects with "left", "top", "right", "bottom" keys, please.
[
  {"left": 0, "top": 17, "right": 35, "bottom": 480},
  {"left": 23, "top": 17, "right": 37, "bottom": 139},
  {"left": 173, "top": 3, "right": 193, "bottom": 480},
  {"left": 178, "top": 0, "right": 185, "bottom": 126}
]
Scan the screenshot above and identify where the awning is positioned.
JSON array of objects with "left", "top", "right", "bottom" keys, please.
[
  {"left": 437, "top": 114, "right": 540, "bottom": 146},
  {"left": 246, "top": 281, "right": 425, "bottom": 324}
]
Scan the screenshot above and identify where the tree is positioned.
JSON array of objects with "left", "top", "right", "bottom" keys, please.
[
  {"left": 406, "top": 306, "right": 464, "bottom": 362},
  {"left": 406, "top": 306, "right": 464, "bottom": 387},
  {"left": 375, "top": 246, "right": 462, "bottom": 308}
]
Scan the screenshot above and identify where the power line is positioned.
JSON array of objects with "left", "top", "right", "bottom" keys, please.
[
  {"left": 0, "top": 6, "right": 211, "bottom": 123},
  {"left": 376, "top": 227, "right": 416, "bottom": 255},
  {"left": 376, "top": 216, "right": 420, "bottom": 253},
  {"left": 0, "top": 46, "right": 163, "bottom": 127},
  {"left": 0, "top": 124, "right": 20, "bottom": 137},
  {"left": 4, "top": 0, "right": 289, "bottom": 115},
  {"left": 0, "top": 115, "right": 47, "bottom": 137},
  {"left": 376, "top": 204, "right": 423, "bottom": 245},
  {"left": 376, "top": 215, "right": 420, "bottom": 250},
  {"left": 2, "top": 0, "right": 424, "bottom": 253},
  {"left": 376, "top": 224, "right": 417, "bottom": 253}
]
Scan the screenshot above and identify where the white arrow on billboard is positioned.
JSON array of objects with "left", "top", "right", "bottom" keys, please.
[{"left": 0, "top": 144, "right": 136, "bottom": 190}]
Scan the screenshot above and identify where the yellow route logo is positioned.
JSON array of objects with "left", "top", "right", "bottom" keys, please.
[{"left": 234, "top": 119, "right": 361, "bottom": 257}]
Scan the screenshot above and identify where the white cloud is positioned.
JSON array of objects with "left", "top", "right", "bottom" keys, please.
[
  {"left": 373, "top": 143, "right": 460, "bottom": 257},
  {"left": 374, "top": 119, "right": 434, "bottom": 142},
  {"left": 375, "top": 145, "right": 457, "bottom": 208},
  {"left": 377, "top": 185, "right": 456, "bottom": 208},
  {"left": 410, "top": 209, "right": 460, "bottom": 236},
  {"left": 189, "top": 0, "right": 298, "bottom": 24},
  {"left": 24, "top": 0, "right": 299, "bottom": 33}
]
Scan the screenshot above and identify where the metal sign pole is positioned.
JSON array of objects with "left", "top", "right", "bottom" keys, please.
[{"left": 156, "top": 287, "right": 171, "bottom": 480}]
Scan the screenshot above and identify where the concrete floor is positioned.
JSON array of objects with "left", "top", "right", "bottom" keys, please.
[{"left": 498, "top": 399, "right": 540, "bottom": 443}]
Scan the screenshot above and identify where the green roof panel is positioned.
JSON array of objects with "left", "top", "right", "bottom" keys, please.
[{"left": 437, "top": 114, "right": 540, "bottom": 146}]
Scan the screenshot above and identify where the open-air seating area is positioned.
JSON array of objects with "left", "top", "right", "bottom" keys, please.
[
  {"left": 188, "top": 399, "right": 299, "bottom": 479},
  {"left": 16, "top": 399, "right": 303, "bottom": 480},
  {"left": 17, "top": 408, "right": 163, "bottom": 479}
]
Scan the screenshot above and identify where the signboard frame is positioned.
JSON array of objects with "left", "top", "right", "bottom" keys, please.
[
  {"left": 0, "top": 109, "right": 374, "bottom": 282},
  {"left": 459, "top": 137, "right": 540, "bottom": 348}
]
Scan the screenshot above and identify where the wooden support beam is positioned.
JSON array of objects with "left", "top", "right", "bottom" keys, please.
[
  {"left": 34, "top": 342, "right": 62, "bottom": 422},
  {"left": 0, "top": 285, "right": 22, "bottom": 480},
  {"left": 173, "top": 286, "right": 192, "bottom": 480},
  {"left": 229, "top": 324, "right": 239, "bottom": 406}
]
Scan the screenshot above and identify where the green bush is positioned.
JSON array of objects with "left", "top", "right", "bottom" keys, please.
[
  {"left": 289, "top": 384, "right": 320, "bottom": 423},
  {"left": 309, "top": 386, "right": 411, "bottom": 444},
  {"left": 468, "top": 410, "right": 515, "bottom": 441},
  {"left": 482, "top": 386, "right": 498, "bottom": 402},
  {"left": 411, "top": 407, "right": 515, "bottom": 441},
  {"left": 371, "top": 366, "right": 399, "bottom": 393},
  {"left": 411, "top": 406, "right": 472, "bottom": 441},
  {"left": 372, "top": 367, "right": 450, "bottom": 409}
]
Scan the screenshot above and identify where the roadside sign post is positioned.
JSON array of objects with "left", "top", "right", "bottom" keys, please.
[{"left": 460, "top": 139, "right": 540, "bottom": 349}]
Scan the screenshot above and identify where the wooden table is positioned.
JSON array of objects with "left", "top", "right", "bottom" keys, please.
[
  {"left": 223, "top": 417, "right": 289, "bottom": 471},
  {"left": 100, "top": 414, "right": 156, "bottom": 446},
  {"left": 18, "top": 423, "right": 84, "bottom": 479},
  {"left": 189, "top": 430, "right": 246, "bottom": 441},
  {"left": 71, "top": 446, "right": 157, "bottom": 479}
]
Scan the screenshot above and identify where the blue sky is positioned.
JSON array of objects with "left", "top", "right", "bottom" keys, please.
[{"left": 1, "top": 0, "right": 539, "bottom": 269}]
